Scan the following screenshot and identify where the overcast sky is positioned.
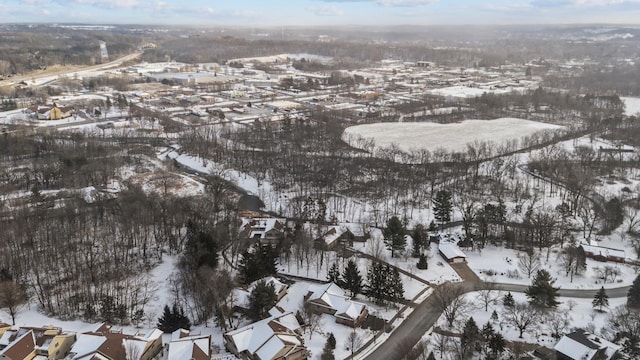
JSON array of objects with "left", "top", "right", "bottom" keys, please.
[{"left": 2, "top": 0, "right": 640, "bottom": 26}]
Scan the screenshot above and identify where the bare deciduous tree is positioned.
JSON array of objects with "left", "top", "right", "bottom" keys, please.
[
  {"left": 432, "top": 282, "right": 471, "bottom": 328},
  {"left": 518, "top": 251, "right": 541, "bottom": 279},
  {"left": 505, "top": 302, "right": 540, "bottom": 338},
  {"left": 0, "top": 281, "right": 27, "bottom": 325}
]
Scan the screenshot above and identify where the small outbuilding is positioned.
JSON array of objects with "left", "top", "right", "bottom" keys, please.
[{"left": 438, "top": 243, "right": 467, "bottom": 263}]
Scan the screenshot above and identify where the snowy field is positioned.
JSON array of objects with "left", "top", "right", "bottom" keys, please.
[
  {"left": 622, "top": 96, "right": 640, "bottom": 116},
  {"left": 465, "top": 245, "right": 637, "bottom": 290},
  {"left": 426, "top": 291, "right": 627, "bottom": 355},
  {"left": 343, "top": 118, "right": 563, "bottom": 154}
]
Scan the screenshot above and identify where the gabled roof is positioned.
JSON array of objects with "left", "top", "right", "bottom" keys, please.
[
  {"left": 167, "top": 334, "right": 211, "bottom": 360},
  {"left": 0, "top": 330, "right": 35, "bottom": 360},
  {"left": 306, "top": 283, "right": 367, "bottom": 321},
  {"left": 225, "top": 310, "right": 303, "bottom": 358},
  {"left": 554, "top": 329, "right": 620, "bottom": 360},
  {"left": 438, "top": 243, "right": 467, "bottom": 259}
]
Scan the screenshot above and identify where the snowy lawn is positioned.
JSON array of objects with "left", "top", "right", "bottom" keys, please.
[
  {"left": 343, "top": 118, "right": 563, "bottom": 154},
  {"left": 466, "top": 245, "right": 637, "bottom": 290},
  {"left": 426, "top": 291, "right": 627, "bottom": 354}
]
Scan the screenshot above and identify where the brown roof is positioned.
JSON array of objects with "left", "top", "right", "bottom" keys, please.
[{"left": 1, "top": 330, "right": 35, "bottom": 360}]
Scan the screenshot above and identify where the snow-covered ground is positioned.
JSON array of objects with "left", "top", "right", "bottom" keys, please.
[
  {"left": 465, "top": 245, "right": 636, "bottom": 290},
  {"left": 425, "top": 291, "right": 627, "bottom": 356},
  {"left": 343, "top": 118, "right": 563, "bottom": 154},
  {"left": 622, "top": 96, "right": 640, "bottom": 116}
]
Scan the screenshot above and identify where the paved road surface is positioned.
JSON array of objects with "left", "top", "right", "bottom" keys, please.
[{"left": 363, "top": 263, "right": 631, "bottom": 360}]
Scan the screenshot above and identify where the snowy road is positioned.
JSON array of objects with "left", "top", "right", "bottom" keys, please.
[{"left": 362, "top": 267, "right": 631, "bottom": 360}]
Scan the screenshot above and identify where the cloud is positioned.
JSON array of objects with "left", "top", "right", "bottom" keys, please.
[
  {"left": 376, "top": 0, "right": 438, "bottom": 6},
  {"left": 307, "top": 5, "right": 344, "bottom": 15},
  {"left": 315, "top": 0, "right": 438, "bottom": 6},
  {"left": 531, "top": 0, "right": 640, "bottom": 6},
  {"left": 52, "top": 0, "right": 139, "bottom": 8}
]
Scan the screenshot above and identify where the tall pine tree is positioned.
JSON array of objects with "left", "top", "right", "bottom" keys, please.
[
  {"left": 433, "top": 190, "right": 453, "bottom": 226},
  {"left": 628, "top": 274, "right": 640, "bottom": 309},
  {"left": 247, "top": 280, "right": 277, "bottom": 321},
  {"left": 593, "top": 286, "right": 609, "bottom": 311},
  {"left": 525, "top": 269, "right": 560, "bottom": 308},
  {"left": 342, "top": 259, "right": 363, "bottom": 297},
  {"left": 383, "top": 216, "right": 406, "bottom": 258}
]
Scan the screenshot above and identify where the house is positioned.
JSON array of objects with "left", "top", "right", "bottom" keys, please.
[
  {"left": 65, "top": 323, "right": 163, "bottom": 360},
  {"left": 317, "top": 226, "right": 354, "bottom": 250},
  {"left": 29, "top": 105, "right": 75, "bottom": 120},
  {"left": 240, "top": 217, "right": 286, "bottom": 247},
  {"left": 0, "top": 330, "right": 36, "bottom": 360},
  {"left": 1, "top": 326, "right": 77, "bottom": 359},
  {"left": 167, "top": 329, "right": 211, "bottom": 360},
  {"left": 554, "top": 329, "right": 620, "bottom": 360},
  {"left": 580, "top": 243, "right": 626, "bottom": 263},
  {"left": 438, "top": 243, "right": 467, "bottom": 263},
  {"left": 304, "top": 283, "right": 368, "bottom": 327},
  {"left": 224, "top": 309, "right": 309, "bottom": 360}
]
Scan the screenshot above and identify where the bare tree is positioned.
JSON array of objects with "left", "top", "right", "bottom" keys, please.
[
  {"left": 299, "top": 300, "right": 323, "bottom": 339},
  {"left": 518, "top": 251, "right": 541, "bottom": 279},
  {"left": 0, "top": 281, "right": 26, "bottom": 325},
  {"left": 345, "top": 329, "right": 362, "bottom": 357},
  {"left": 475, "top": 282, "right": 501, "bottom": 312},
  {"left": 505, "top": 302, "right": 540, "bottom": 338},
  {"left": 432, "top": 282, "right": 471, "bottom": 328},
  {"left": 544, "top": 310, "right": 571, "bottom": 339},
  {"left": 366, "top": 235, "right": 386, "bottom": 260}
]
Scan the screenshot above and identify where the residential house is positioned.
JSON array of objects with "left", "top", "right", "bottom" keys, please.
[
  {"left": 0, "top": 330, "right": 36, "bottom": 360},
  {"left": 438, "top": 243, "right": 467, "bottom": 263},
  {"left": 580, "top": 243, "right": 626, "bottom": 263},
  {"left": 224, "top": 308, "right": 309, "bottom": 360},
  {"left": 5, "top": 326, "right": 76, "bottom": 359},
  {"left": 64, "top": 323, "right": 163, "bottom": 360},
  {"left": 554, "top": 329, "right": 620, "bottom": 360},
  {"left": 240, "top": 217, "right": 286, "bottom": 247},
  {"left": 304, "top": 283, "right": 368, "bottom": 327},
  {"left": 167, "top": 329, "right": 211, "bottom": 360},
  {"left": 29, "top": 105, "right": 75, "bottom": 120}
]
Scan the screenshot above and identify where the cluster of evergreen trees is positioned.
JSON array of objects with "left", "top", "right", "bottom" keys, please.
[
  {"left": 157, "top": 303, "right": 191, "bottom": 333},
  {"left": 327, "top": 259, "right": 404, "bottom": 305},
  {"left": 460, "top": 317, "right": 506, "bottom": 360},
  {"left": 238, "top": 244, "right": 279, "bottom": 284}
]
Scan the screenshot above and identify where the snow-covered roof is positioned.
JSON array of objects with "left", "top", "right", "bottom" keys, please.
[
  {"left": 67, "top": 333, "right": 107, "bottom": 359},
  {"left": 167, "top": 334, "right": 211, "bottom": 360},
  {"left": 554, "top": 329, "right": 620, "bottom": 360},
  {"left": 306, "top": 283, "right": 367, "bottom": 321},
  {"left": 439, "top": 243, "right": 467, "bottom": 259},
  {"left": 225, "top": 310, "right": 302, "bottom": 356},
  {"left": 580, "top": 244, "right": 626, "bottom": 259}
]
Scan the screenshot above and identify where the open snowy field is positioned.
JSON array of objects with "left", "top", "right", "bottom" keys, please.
[
  {"left": 622, "top": 96, "right": 640, "bottom": 116},
  {"left": 343, "top": 118, "right": 563, "bottom": 154}
]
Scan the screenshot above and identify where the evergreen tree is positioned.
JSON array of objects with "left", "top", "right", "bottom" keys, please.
[
  {"left": 460, "top": 317, "right": 481, "bottom": 359},
  {"left": 383, "top": 216, "right": 406, "bottom": 258},
  {"left": 239, "top": 244, "right": 278, "bottom": 284},
  {"left": 366, "top": 262, "right": 386, "bottom": 304},
  {"left": 182, "top": 220, "right": 218, "bottom": 271},
  {"left": 502, "top": 292, "right": 515, "bottom": 307},
  {"left": 526, "top": 269, "right": 560, "bottom": 308},
  {"left": 320, "top": 333, "right": 336, "bottom": 360},
  {"left": 417, "top": 254, "right": 428, "bottom": 269},
  {"left": 247, "top": 280, "right": 277, "bottom": 321},
  {"left": 342, "top": 259, "right": 363, "bottom": 297},
  {"left": 411, "top": 224, "right": 427, "bottom": 258},
  {"left": 628, "top": 274, "right": 640, "bottom": 309},
  {"left": 387, "top": 267, "right": 404, "bottom": 303},
  {"left": 327, "top": 262, "right": 341, "bottom": 285},
  {"left": 432, "top": 190, "right": 453, "bottom": 225},
  {"left": 488, "top": 332, "right": 506, "bottom": 359},
  {"left": 157, "top": 303, "right": 191, "bottom": 333},
  {"left": 592, "top": 286, "right": 609, "bottom": 311}
]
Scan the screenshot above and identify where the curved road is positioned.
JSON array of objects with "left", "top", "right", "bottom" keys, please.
[{"left": 363, "top": 272, "right": 630, "bottom": 360}]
